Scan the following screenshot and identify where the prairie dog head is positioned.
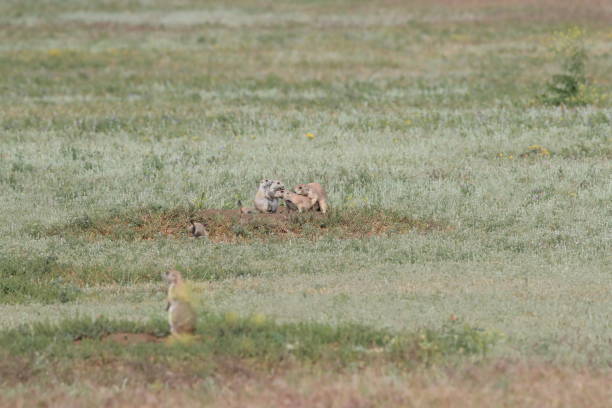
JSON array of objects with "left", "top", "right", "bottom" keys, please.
[
  {"left": 274, "top": 188, "right": 292, "bottom": 199},
  {"left": 259, "top": 179, "right": 272, "bottom": 190},
  {"left": 164, "top": 269, "right": 184, "bottom": 285},
  {"left": 187, "top": 219, "right": 197, "bottom": 231},
  {"left": 269, "top": 179, "right": 284, "bottom": 192},
  {"left": 294, "top": 184, "right": 309, "bottom": 195}
]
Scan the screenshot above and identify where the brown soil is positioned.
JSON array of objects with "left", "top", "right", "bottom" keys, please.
[
  {"left": 148, "top": 207, "right": 442, "bottom": 243},
  {"left": 59, "top": 206, "right": 445, "bottom": 243},
  {"left": 100, "top": 332, "right": 162, "bottom": 345},
  {"left": 3, "top": 359, "right": 611, "bottom": 407},
  {"left": 155, "top": 207, "right": 315, "bottom": 239}
]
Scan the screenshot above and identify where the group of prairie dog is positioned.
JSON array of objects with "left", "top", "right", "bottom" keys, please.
[
  {"left": 187, "top": 179, "right": 329, "bottom": 238},
  {"left": 173, "top": 182, "right": 329, "bottom": 333},
  {"left": 241, "top": 179, "right": 329, "bottom": 215}
]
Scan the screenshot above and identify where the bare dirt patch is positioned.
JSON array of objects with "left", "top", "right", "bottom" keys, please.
[
  {"left": 72, "top": 332, "right": 163, "bottom": 345},
  {"left": 101, "top": 332, "right": 162, "bottom": 345},
  {"left": 48, "top": 207, "right": 446, "bottom": 243}
]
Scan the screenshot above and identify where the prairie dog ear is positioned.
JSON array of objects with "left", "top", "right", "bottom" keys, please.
[{"left": 162, "top": 270, "right": 173, "bottom": 282}]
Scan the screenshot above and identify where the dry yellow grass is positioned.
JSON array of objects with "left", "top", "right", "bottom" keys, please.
[{"left": 3, "top": 361, "right": 611, "bottom": 408}]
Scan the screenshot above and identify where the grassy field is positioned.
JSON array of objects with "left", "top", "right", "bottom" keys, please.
[{"left": 1, "top": 0, "right": 611, "bottom": 406}]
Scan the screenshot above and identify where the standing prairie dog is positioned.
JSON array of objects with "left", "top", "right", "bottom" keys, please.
[
  {"left": 187, "top": 220, "right": 208, "bottom": 238},
  {"left": 254, "top": 179, "right": 275, "bottom": 213},
  {"left": 274, "top": 189, "right": 313, "bottom": 213},
  {"left": 163, "top": 270, "right": 197, "bottom": 335},
  {"left": 294, "top": 183, "right": 328, "bottom": 214},
  {"left": 254, "top": 179, "right": 284, "bottom": 213}
]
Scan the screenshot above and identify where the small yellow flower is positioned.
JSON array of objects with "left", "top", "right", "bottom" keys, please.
[
  {"left": 508, "top": 155, "right": 514, "bottom": 159},
  {"left": 305, "top": 132, "right": 315, "bottom": 139},
  {"left": 250, "top": 313, "right": 267, "bottom": 326},
  {"left": 150, "top": 381, "right": 164, "bottom": 392},
  {"left": 526, "top": 145, "right": 551, "bottom": 157},
  {"left": 224, "top": 311, "right": 239, "bottom": 324},
  {"left": 404, "top": 119, "right": 412, "bottom": 125},
  {"left": 48, "top": 48, "right": 62, "bottom": 57}
]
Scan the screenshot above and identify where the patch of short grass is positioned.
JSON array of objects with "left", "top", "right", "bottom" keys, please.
[
  {"left": 0, "top": 314, "right": 500, "bottom": 368},
  {"left": 0, "top": 255, "right": 81, "bottom": 304}
]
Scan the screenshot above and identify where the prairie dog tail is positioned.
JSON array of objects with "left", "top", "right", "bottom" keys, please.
[{"left": 239, "top": 200, "right": 258, "bottom": 215}]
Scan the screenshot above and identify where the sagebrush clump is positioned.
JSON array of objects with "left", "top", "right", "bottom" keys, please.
[{"left": 539, "top": 27, "right": 605, "bottom": 106}]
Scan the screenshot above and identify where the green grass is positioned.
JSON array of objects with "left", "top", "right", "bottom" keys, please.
[
  {"left": 0, "top": 314, "right": 499, "bottom": 366},
  {"left": 0, "top": 0, "right": 611, "bottom": 405},
  {"left": 0, "top": 255, "right": 81, "bottom": 304}
]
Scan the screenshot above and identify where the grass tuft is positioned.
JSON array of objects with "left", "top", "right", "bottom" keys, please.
[{"left": 0, "top": 255, "right": 81, "bottom": 304}]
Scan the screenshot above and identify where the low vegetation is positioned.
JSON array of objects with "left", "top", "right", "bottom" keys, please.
[
  {"left": 539, "top": 27, "right": 606, "bottom": 107},
  {"left": 1, "top": 314, "right": 500, "bottom": 366},
  {"left": 0, "top": 255, "right": 81, "bottom": 304},
  {"left": 0, "top": 0, "right": 610, "bottom": 405}
]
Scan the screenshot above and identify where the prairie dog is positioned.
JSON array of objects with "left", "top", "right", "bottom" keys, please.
[
  {"left": 254, "top": 179, "right": 284, "bottom": 213},
  {"left": 294, "top": 183, "right": 328, "bottom": 214},
  {"left": 187, "top": 220, "right": 208, "bottom": 238},
  {"left": 254, "top": 179, "right": 274, "bottom": 213},
  {"left": 238, "top": 200, "right": 257, "bottom": 215},
  {"left": 163, "top": 270, "right": 197, "bottom": 335},
  {"left": 274, "top": 189, "right": 313, "bottom": 213}
]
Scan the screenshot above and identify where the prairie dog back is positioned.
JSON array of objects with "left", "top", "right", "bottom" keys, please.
[
  {"left": 187, "top": 220, "right": 208, "bottom": 238},
  {"left": 294, "top": 182, "right": 328, "bottom": 214},
  {"left": 276, "top": 188, "right": 313, "bottom": 212}
]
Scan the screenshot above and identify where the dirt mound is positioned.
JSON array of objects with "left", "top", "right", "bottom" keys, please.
[
  {"left": 154, "top": 207, "right": 324, "bottom": 241},
  {"left": 50, "top": 207, "right": 446, "bottom": 243},
  {"left": 140, "top": 207, "right": 441, "bottom": 243},
  {"left": 101, "top": 333, "right": 162, "bottom": 344}
]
